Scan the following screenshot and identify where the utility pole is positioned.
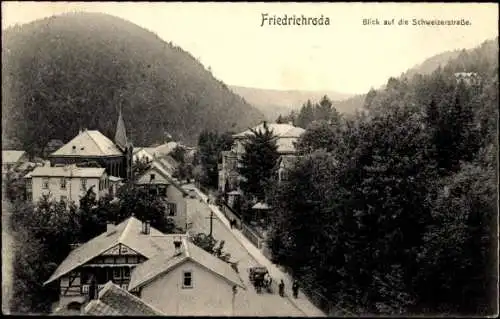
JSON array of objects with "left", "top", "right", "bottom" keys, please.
[{"left": 206, "top": 210, "right": 215, "bottom": 237}]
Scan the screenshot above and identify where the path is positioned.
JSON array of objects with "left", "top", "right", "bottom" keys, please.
[{"left": 184, "top": 184, "right": 325, "bottom": 317}]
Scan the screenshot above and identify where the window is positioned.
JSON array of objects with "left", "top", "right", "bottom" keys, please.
[
  {"left": 123, "top": 268, "right": 130, "bottom": 279},
  {"left": 158, "top": 185, "right": 167, "bottom": 197},
  {"left": 113, "top": 268, "right": 121, "bottom": 279},
  {"left": 60, "top": 178, "right": 67, "bottom": 190},
  {"left": 42, "top": 178, "right": 49, "bottom": 189},
  {"left": 81, "top": 178, "right": 87, "bottom": 191},
  {"left": 60, "top": 195, "right": 68, "bottom": 202},
  {"left": 182, "top": 271, "right": 192, "bottom": 288},
  {"left": 26, "top": 178, "right": 32, "bottom": 189},
  {"left": 167, "top": 202, "right": 177, "bottom": 216},
  {"left": 26, "top": 192, "right": 32, "bottom": 201}
]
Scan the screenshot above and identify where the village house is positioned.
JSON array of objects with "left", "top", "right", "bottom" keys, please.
[
  {"left": 218, "top": 122, "right": 305, "bottom": 193},
  {"left": 135, "top": 161, "right": 188, "bottom": 232},
  {"left": 127, "top": 235, "right": 245, "bottom": 316},
  {"left": 44, "top": 217, "right": 244, "bottom": 316},
  {"left": 43, "top": 217, "right": 177, "bottom": 311},
  {"left": 48, "top": 110, "right": 133, "bottom": 180},
  {"left": 133, "top": 146, "right": 179, "bottom": 177},
  {"left": 2, "top": 150, "right": 28, "bottom": 177},
  {"left": 24, "top": 164, "right": 110, "bottom": 204}
]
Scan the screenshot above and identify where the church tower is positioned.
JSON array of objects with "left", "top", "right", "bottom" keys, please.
[{"left": 115, "top": 107, "right": 134, "bottom": 181}]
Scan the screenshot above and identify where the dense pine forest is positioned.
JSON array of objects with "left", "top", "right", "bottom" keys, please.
[
  {"left": 268, "top": 37, "right": 498, "bottom": 315},
  {"left": 2, "top": 12, "right": 264, "bottom": 155}
]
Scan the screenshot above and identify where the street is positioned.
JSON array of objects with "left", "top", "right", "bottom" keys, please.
[{"left": 184, "top": 186, "right": 305, "bottom": 316}]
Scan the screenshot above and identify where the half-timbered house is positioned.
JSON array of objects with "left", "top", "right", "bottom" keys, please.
[{"left": 43, "top": 217, "right": 186, "bottom": 311}]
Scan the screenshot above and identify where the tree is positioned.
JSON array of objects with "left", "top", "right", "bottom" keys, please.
[
  {"left": 10, "top": 196, "right": 83, "bottom": 314},
  {"left": 197, "top": 130, "right": 234, "bottom": 189},
  {"left": 132, "top": 156, "right": 152, "bottom": 181},
  {"left": 296, "top": 100, "right": 315, "bottom": 129},
  {"left": 276, "top": 114, "right": 285, "bottom": 123},
  {"left": 295, "top": 120, "right": 341, "bottom": 154},
  {"left": 170, "top": 145, "right": 186, "bottom": 164},
  {"left": 270, "top": 107, "right": 439, "bottom": 314},
  {"left": 115, "top": 183, "right": 177, "bottom": 233},
  {"left": 189, "top": 232, "right": 232, "bottom": 263},
  {"left": 413, "top": 163, "right": 496, "bottom": 315},
  {"left": 238, "top": 121, "right": 280, "bottom": 201}
]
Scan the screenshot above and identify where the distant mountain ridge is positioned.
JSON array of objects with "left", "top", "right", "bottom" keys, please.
[
  {"left": 334, "top": 38, "right": 498, "bottom": 115},
  {"left": 2, "top": 12, "right": 265, "bottom": 155},
  {"left": 229, "top": 85, "right": 354, "bottom": 121}
]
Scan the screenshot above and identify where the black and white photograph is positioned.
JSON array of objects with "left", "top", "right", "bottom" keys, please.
[{"left": 1, "top": 2, "right": 498, "bottom": 317}]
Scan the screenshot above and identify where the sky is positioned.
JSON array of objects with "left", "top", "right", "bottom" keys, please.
[{"left": 2, "top": 2, "right": 498, "bottom": 95}]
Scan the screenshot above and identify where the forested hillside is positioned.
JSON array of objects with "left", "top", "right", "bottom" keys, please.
[
  {"left": 330, "top": 38, "right": 497, "bottom": 117},
  {"left": 2, "top": 12, "right": 264, "bottom": 155},
  {"left": 268, "top": 37, "right": 498, "bottom": 315}
]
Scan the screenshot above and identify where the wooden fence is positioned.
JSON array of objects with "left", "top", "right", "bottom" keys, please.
[{"left": 241, "top": 223, "right": 265, "bottom": 249}]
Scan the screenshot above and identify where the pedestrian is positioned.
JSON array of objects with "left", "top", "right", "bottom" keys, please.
[
  {"left": 278, "top": 279, "right": 285, "bottom": 297},
  {"left": 292, "top": 280, "right": 299, "bottom": 299}
]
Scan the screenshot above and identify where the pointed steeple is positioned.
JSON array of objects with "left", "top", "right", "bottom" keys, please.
[{"left": 114, "top": 106, "right": 128, "bottom": 151}]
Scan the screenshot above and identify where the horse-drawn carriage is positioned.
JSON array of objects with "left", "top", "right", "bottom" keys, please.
[{"left": 248, "top": 266, "right": 273, "bottom": 293}]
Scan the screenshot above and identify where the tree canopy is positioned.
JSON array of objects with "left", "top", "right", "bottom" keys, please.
[{"left": 268, "top": 40, "right": 498, "bottom": 315}]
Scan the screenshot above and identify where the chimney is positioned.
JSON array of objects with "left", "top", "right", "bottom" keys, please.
[
  {"left": 142, "top": 220, "right": 151, "bottom": 235},
  {"left": 173, "top": 237, "right": 182, "bottom": 256},
  {"left": 107, "top": 222, "right": 115, "bottom": 232}
]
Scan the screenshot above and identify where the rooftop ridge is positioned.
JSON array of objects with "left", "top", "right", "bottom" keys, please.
[
  {"left": 182, "top": 237, "right": 190, "bottom": 258},
  {"left": 118, "top": 217, "right": 135, "bottom": 243}
]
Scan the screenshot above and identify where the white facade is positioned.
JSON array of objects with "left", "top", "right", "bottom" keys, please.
[
  {"left": 26, "top": 166, "right": 109, "bottom": 206},
  {"left": 139, "top": 260, "right": 236, "bottom": 316}
]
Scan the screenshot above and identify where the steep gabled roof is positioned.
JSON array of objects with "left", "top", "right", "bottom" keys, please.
[
  {"left": 50, "top": 130, "right": 123, "bottom": 157},
  {"left": 128, "top": 237, "right": 245, "bottom": 291},
  {"left": 2, "top": 150, "right": 26, "bottom": 164},
  {"left": 83, "top": 281, "right": 164, "bottom": 316},
  {"left": 44, "top": 217, "right": 175, "bottom": 285},
  {"left": 135, "top": 161, "right": 188, "bottom": 196}
]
